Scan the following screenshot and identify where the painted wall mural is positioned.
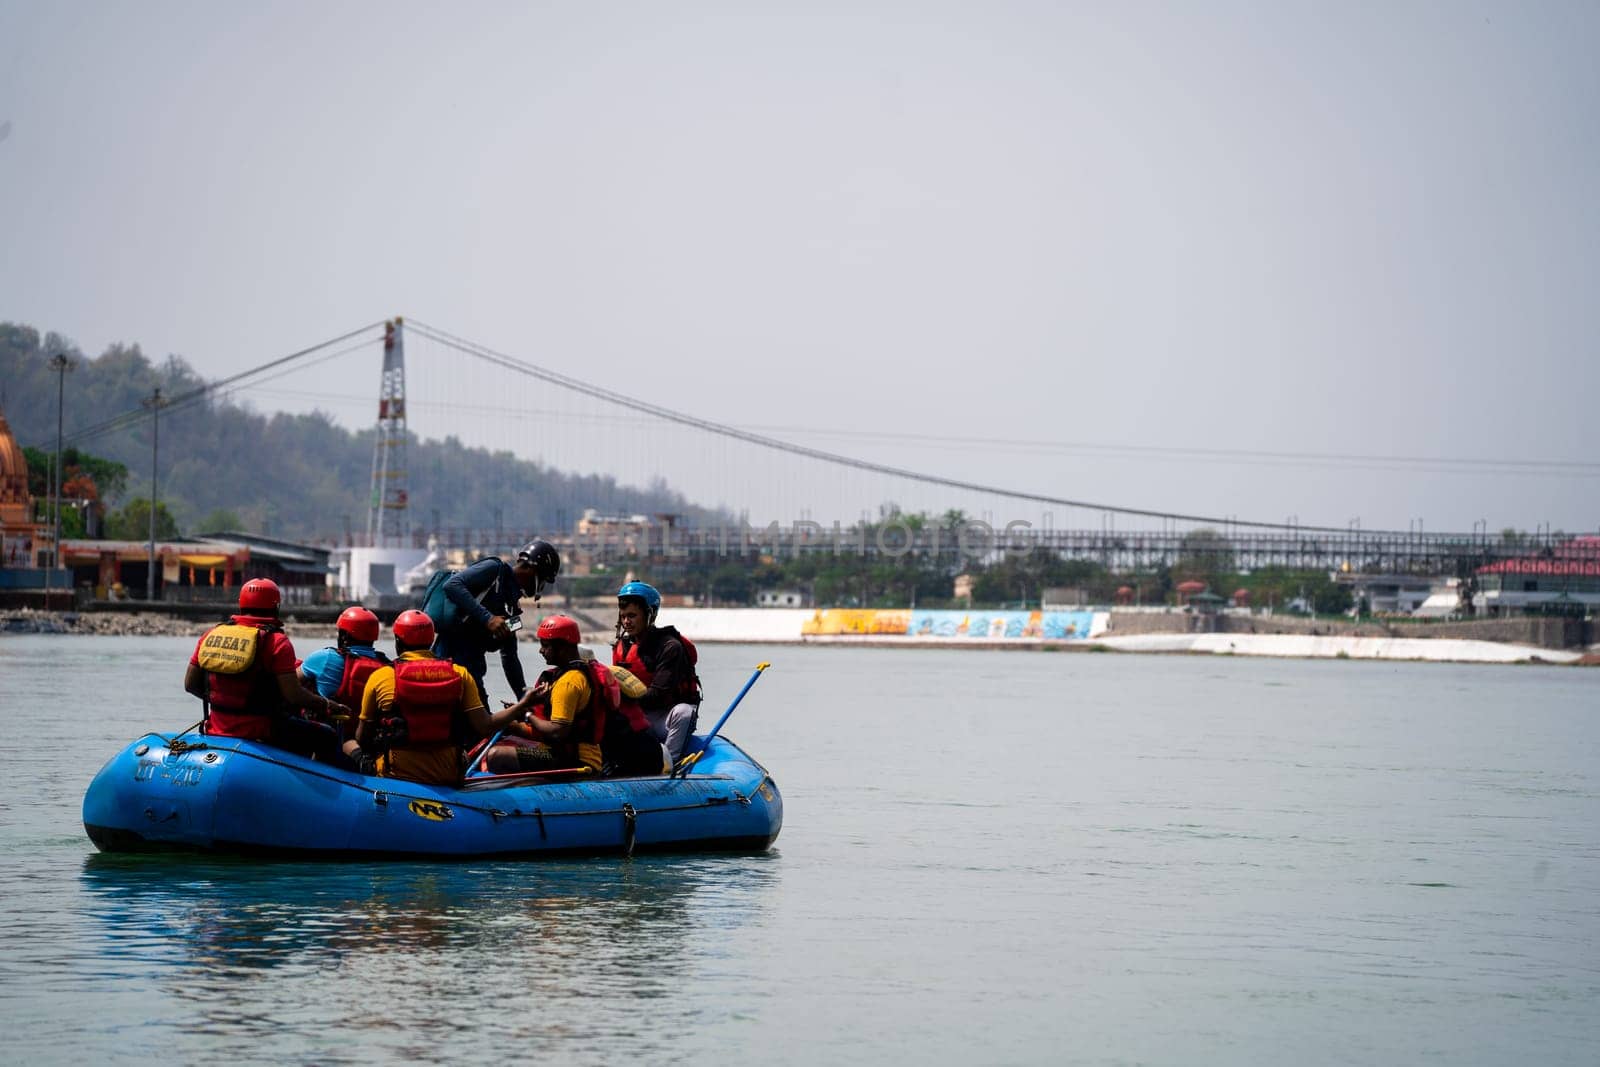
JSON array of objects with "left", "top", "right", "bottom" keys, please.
[{"left": 801, "top": 608, "right": 1105, "bottom": 640}]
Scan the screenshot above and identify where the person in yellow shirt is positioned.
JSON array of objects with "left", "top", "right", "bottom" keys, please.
[
  {"left": 484, "top": 615, "right": 609, "bottom": 775},
  {"left": 343, "top": 609, "right": 525, "bottom": 785}
]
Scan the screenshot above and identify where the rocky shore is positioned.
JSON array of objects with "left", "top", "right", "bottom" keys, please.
[{"left": 2, "top": 610, "right": 334, "bottom": 639}]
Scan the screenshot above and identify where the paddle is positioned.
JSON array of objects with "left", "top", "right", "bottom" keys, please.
[
  {"left": 464, "top": 729, "right": 505, "bottom": 778},
  {"left": 464, "top": 692, "right": 537, "bottom": 777},
  {"left": 672, "top": 662, "right": 771, "bottom": 779}
]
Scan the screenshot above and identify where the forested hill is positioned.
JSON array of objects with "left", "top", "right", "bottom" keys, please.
[{"left": 0, "top": 323, "right": 718, "bottom": 541}]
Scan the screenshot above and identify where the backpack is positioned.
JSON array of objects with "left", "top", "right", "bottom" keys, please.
[
  {"left": 419, "top": 569, "right": 453, "bottom": 627},
  {"left": 420, "top": 561, "right": 499, "bottom": 634}
]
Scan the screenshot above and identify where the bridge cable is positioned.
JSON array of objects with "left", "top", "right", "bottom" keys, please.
[{"left": 407, "top": 319, "right": 1385, "bottom": 536}]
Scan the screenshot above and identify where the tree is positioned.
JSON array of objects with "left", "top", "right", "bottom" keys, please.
[
  {"left": 22, "top": 445, "right": 128, "bottom": 505},
  {"left": 195, "top": 508, "right": 244, "bottom": 533},
  {"left": 1307, "top": 575, "right": 1354, "bottom": 615},
  {"left": 105, "top": 499, "right": 180, "bottom": 540},
  {"left": 1176, "top": 528, "right": 1233, "bottom": 587}
]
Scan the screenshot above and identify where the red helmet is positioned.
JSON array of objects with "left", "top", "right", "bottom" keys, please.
[
  {"left": 535, "top": 614, "right": 581, "bottom": 644},
  {"left": 239, "top": 578, "right": 281, "bottom": 612},
  {"left": 392, "top": 609, "right": 436, "bottom": 646},
  {"left": 337, "top": 605, "right": 380, "bottom": 644}
]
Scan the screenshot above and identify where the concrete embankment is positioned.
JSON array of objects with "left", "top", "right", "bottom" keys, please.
[
  {"left": 648, "top": 608, "right": 1594, "bottom": 666},
  {"left": 1090, "top": 632, "right": 1585, "bottom": 665},
  {"left": 5, "top": 607, "right": 1594, "bottom": 666}
]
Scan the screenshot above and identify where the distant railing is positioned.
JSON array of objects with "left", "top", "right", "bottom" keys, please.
[
  {"left": 159, "top": 584, "right": 328, "bottom": 606},
  {"left": 160, "top": 587, "right": 236, "bottom": 605}
]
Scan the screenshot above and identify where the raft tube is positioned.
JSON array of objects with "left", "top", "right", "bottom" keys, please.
[{"left": 83, "top": 731, "right": 781, "bottom": 859}]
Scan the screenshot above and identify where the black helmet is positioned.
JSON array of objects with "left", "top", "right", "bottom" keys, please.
[{"left": 516, "top": 539, "right": 561, "bottom": 591}]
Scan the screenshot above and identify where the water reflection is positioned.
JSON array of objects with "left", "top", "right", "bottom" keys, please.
[
  {"left": 81, "top": 852, "right": 775, "bottom": 968},
  {"left": 78, "top": 852, "right": 781, "bottom": 1057}
]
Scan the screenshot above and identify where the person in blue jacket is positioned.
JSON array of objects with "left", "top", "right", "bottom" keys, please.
[
  {"left": 423, "top": 539, "right": 560, "bottom": 704},
  {"left": 298, "top": 606, "right": 390, "bottom": 739}
]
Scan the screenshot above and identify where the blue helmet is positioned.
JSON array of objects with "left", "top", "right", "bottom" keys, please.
[{"left": 617, "top": 581, "right": 661, "bottom": 622}]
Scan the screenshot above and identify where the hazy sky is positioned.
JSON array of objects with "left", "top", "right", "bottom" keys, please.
[{"left": 2, "top": 1, "right": 1596, "bottom": 533}]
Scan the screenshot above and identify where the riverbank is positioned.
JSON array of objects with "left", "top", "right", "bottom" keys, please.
[
  {"left": 0, "top": 610, "right": 347, "bottom": 640},
  {"left": 1087, "top": 631, "right": 1591, "bottom": 665},
  {"left": 6, "top": 608, "right": 1595, "bottom": 665}
]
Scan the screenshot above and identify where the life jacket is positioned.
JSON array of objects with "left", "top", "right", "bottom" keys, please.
[
  {"left": 603, "top": 665, "right": 654, "bottom": 739},
  {"left": 530, "top": 660, "right": 626, "bottom": 752},
  {"left": 332, "top": 647, "right": 391, "bottom": 708},
  {"left": 391, "top": 656, "right": 463, "bottom": 748},
  {"left": 611, "top": 625, "right": 702, "bottom": 705},
  {"left": 197, "top": 616, "right": 285, "bottom": 730}
]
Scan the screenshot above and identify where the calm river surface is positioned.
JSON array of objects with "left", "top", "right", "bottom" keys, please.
[{"left": 1, "top": 635, "right": 1597, "bottom": 1065}]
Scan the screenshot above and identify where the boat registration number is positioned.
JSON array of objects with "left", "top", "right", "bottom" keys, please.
[{"left": 134, "top": 758, "right": 204, "bottom": 787}]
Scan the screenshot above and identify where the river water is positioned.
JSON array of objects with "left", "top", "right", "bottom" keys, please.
[{"left": 0, "top": 635, "right": 1596, "bottom": 1065}]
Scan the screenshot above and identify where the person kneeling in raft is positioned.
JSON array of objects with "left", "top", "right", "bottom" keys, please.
[
  {"left": 342, "top": 609, "right": 527, "bottom": 785},
  {"left": 482, "top": 615, "right": 660, "bottom": 776}
]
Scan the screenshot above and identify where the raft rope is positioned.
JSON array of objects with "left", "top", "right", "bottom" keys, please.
[{"left": 144, "top": 731, "right": 761, "bottom": 825}]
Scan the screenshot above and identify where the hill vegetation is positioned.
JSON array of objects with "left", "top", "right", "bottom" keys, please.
[{"left": 1, "top": 322, "right": 716, "bottom": 543}]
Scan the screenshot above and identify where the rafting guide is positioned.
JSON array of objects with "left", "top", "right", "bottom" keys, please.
[{"left": 420, "top": 538, "right": 561, "bottom": 704}]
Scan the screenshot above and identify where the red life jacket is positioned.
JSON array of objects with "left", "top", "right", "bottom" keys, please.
[
  {"left": 611, "top": 625, "right": 702, "bottom": 705},
  {"left": 201, "top": 616, "right": 286, "bottom": 738},
  {"left": 392, "top": 656, "right": 462, "bottom": 747},
  {"left": 531, "top": 660, "right": 625, "bottom": 746},
  {"left": 334, "top": 648, "right": 390, "bottom": 708},
  {"left": 610, "top": 691, "right": 652, "bottom": 737}
]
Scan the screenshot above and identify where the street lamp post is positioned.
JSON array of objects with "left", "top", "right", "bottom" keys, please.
[
  {"left": 46, "top": 353, "right": 73, "bottom": 606},
  {"left": 142, "top": 388, "right": 166, "bottom": 601}
]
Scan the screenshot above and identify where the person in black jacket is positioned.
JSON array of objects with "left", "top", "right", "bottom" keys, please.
[
  {"left": 612, "top": 580, "right": 702, "bottom": 763},
  {"left": 423, "top": 539, "right": 560, "bottom": 703}
]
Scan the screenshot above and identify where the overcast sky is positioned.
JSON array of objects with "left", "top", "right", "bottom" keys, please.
[{"left": 2, "top": 1, "right": 1596, "bottom": 534}]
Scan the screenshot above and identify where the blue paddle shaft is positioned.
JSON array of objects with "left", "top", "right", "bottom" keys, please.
[
  {"left": 676, "top": 662, "right": 770, "bottom": 777},
  {"left": 464, "top": 729, "right": 505, "bottom": 778}
]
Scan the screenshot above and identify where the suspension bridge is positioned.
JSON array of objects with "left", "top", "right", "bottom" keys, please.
[{"left": 54, "top": 317, "right": 1596, "bottom": 578}]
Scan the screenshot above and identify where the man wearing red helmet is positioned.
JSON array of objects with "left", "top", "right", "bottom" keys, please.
[
  {"left": 343, "top": 608, "right": 526, "bottom": 785},
  {"left": 184, "top": 578, "right": 349, "bottom": 762},
  {"left": 297, "top": 606, "right": 391, "bottom": 739},
  {"left": 484, "top": 614, "right": 663, "bottom": 777}
]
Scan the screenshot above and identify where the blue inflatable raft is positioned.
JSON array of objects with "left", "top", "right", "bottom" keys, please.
[{"left": 83, "top": 731, "right": 782, "bottom": 859}]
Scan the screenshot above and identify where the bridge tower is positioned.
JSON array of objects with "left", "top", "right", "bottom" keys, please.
[{"left": 366, "top": 318, "right": 411, "bottom": 546}]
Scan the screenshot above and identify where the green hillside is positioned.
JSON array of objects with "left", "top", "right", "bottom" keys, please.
[{"left": 1, "top": 322, "right": 717, "bottom": 542}]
